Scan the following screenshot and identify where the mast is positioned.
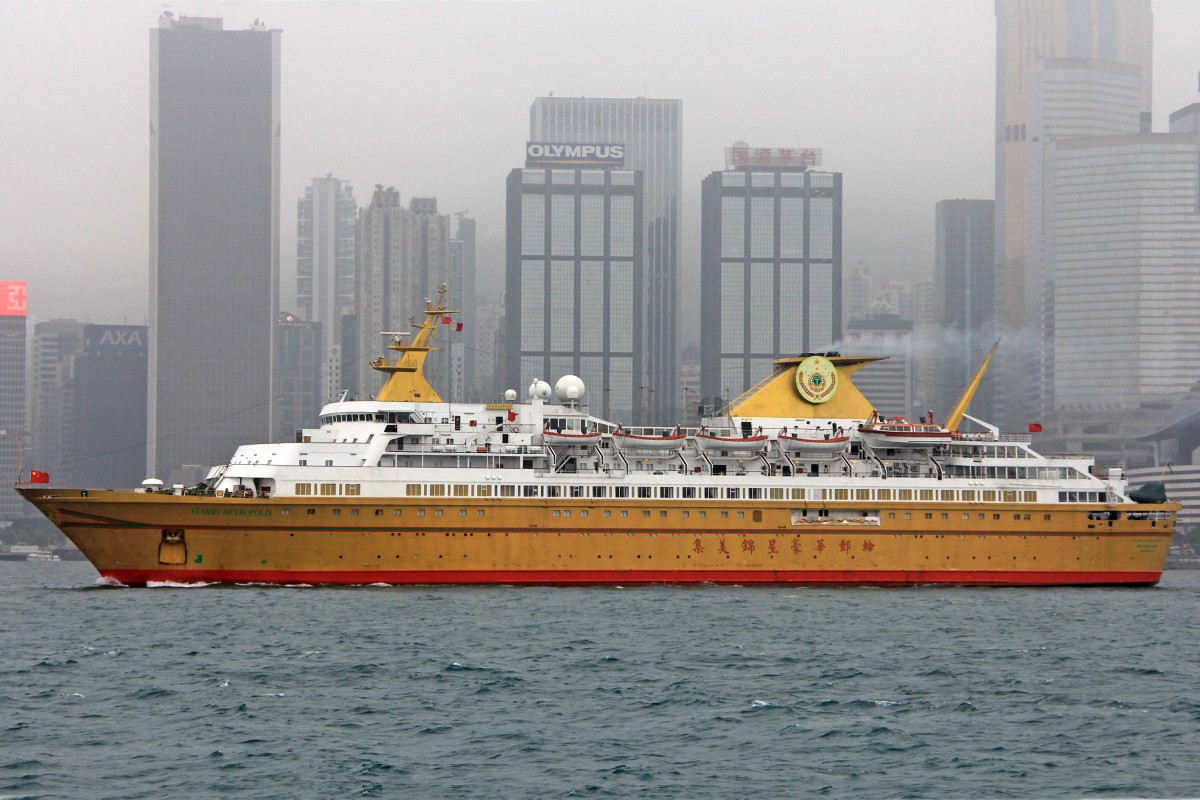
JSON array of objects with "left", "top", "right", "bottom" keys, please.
[{"left": 372, "top": 285, "right": 459, "bottom": 403}]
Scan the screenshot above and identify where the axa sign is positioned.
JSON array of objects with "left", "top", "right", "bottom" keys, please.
[
  {"left": 86, "top": 325, "right": 148, "bottom": 356},
  {"left": 526, "top": 142, "right": 625, "bottom": 168}
]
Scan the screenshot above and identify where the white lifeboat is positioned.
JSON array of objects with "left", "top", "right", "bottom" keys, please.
[
  {"left": 610, "top": 425, "right": 687, "bottom": 451},
  {"left": 858, "top": 416, "right": 954, "bottom": 449},
  {"left": 542, "top": 426, "right": 602, "bottom": 447},
  {"left": 776, "top": 426, "right": 851, "bottom": 455},
  {"left": 694, "top": 427, "right": 769, "bottom": 454}
]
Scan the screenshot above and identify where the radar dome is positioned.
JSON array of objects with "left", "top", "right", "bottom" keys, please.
[
  {"left": 504, "top": 389, "right": 517, "bottom": 402},
  {"left": 554, "top": 375, "right": 586, "bottom": 403},
  {"left": 528, "top": 379, "right": 552, "bottom": 401}
]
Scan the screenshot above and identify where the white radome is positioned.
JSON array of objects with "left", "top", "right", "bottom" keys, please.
[{"left": 554, "top": 375, "right": 586, "bottom": 403}]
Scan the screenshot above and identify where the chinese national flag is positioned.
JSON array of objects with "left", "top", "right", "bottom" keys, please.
[
  {"left": 455, "top": 322, "right": 463, "bottom": 332},
  {"left": 29, "top": 469, "right": 50, "bottom": 484},
  {"left": 507, "top": 410, "right": 518, "bottom": 422},
  {"left": 442, "top": 316, "right": 452, "bottom": 325},
  {"left": 1028, "top": 423, "right": 1043, "bottom": 433}
]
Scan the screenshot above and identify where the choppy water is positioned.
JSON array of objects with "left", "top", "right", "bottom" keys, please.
[{"left": 1, "top": 562, "right": 1198, "bottom": 799}]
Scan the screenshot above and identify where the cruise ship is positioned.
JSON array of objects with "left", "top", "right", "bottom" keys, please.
[{"left": 17, "top": 296, "right": 1177, "bottom": 587}]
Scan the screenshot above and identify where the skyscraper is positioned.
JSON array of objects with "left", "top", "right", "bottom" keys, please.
[
  {"left": 70, "top": 325, "right": 149, "bottom": 490},
  {"left": 297, "top": 175, "right": 356, "bottom": 403},
  {"left": 699, "top": 151, "right": 842, "bottom": 408},
  {"left": 274, "top": 312, "right": 322, "bottom": 442},
  {"left": 934, "top": 199, "right": 995, "bottom": 418},
  {"left": 449, "top": 213, "right": 477, "bottom": 400},
  {"left": 530, "top": 97, "right": 681, "bottom": 421},
  {"left": 994, "top": 0, "right": 1151, "bottom": 425},
  {"left": 0, "top": 281, "right": 26, "bottom": 519},
  {"left": 354, "top": 189, "right": 454, "bottom": 399},
  {"left": 505, "top": 165, "right": 644, "bottom": 423},
  {"left": 149, "top": 14, "right": 281, "bottom": 482},
  {"left": 1041, "top": 122, "right": 1200, "bottom": 466},
  {"left": 31, "top": 319, "right": 86, "bottom": 487}
]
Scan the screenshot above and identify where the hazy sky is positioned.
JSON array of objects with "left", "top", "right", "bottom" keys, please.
[{"left": 3, "top": 1, "right": 1199, "bottom": 343}]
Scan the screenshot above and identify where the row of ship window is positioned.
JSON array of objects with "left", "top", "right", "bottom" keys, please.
[{"left": 292, "top": 482, "right": 1071, "bottom": 504}]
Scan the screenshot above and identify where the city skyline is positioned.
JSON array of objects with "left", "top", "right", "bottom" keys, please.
[{"left": 8, "top": 1, "right": 1200, "bottom": 338}]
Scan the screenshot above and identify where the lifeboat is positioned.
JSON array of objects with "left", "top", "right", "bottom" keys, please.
[
  {"left": 610, "top": 425, "right": 687, "bottom": 451},
  {"left": 542, "top": 427, "right": 602, "bottom": 447},
  {"left": 694, "top": 427, "right": 769, "bottom": 453},
  {"left": 776, "top": 427, "right": 851, "bottom": 455},
  {"left": 858, "top": 417, "right": 953, "bottom": 449}
]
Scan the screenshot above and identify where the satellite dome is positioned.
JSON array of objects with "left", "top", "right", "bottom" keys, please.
[
  {"left": 528, "top": 379, "right": 552, "bottom": 401},
  {"left": 504, "top": 389, "right": 517, "bottom": 402},
  {"left": 554, "top": 375, "right": 586, "bottom": 404}
]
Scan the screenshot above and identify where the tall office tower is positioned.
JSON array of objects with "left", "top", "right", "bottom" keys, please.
[
  {"left": 699, "top": 150, "right": 842, "bottom": 409},
  {"left": 69, "top": 325, "right": 149, "bottom": 489},
  {"left": 505, "top": 165, "right": 644, "bottom": 423},
  {"left": 408, "top": 198, "right": 452, "bottom": 395},
  {"left": 0, "top": 282, "right": 26, "bottom": 519},
  {"left": 473, "top": 298, "right": 504, "bottom": 401},
  {"left": 843, "top": 313, "right": 914, "bottom": 419},
  {"left": 274, "top": 312, "right": 323, "bottom": 442},
  {"left": 354, "top": 186, "right": 404, "bottom": 399},
  {"left": 994, "top": 0, "right": 1151, "bottom": 425},
  {"left": 353, "top": 189, "right": 455, "bottom": 399},
  {"left": 150, "top": 14, "right": 281, "bottom": 482},
  {"left": 530, "top": 97, "right": 681, "bottom": 422},
  {"left": 449, "top": 214, "right": 477, "bottom": 399},
  {"left": 934, "top": 200, "right": 995, "bottom": 419},
  {"left": 296, "top": 175, "right": 356, "bottom": 403},
  {"left": 31, "top": 320, "right": 86, "bottom": 486},
  {"left": 1042, "top": 118, "right": 1200, "bottom": 466}
]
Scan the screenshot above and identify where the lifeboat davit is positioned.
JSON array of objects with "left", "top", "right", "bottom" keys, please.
[
  {"left": 610, "top": 425, "right": 687, "bottom": 451},
  {"left": 858, "top": 417, "right": 953, "bottom": 449}
]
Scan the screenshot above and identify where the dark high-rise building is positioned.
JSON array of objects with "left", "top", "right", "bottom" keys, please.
[
  {"left": 0, "top": 281, "right": 26, "bottom": 519},
  {"left": 31, "top": 319, "right": 86, "bottom": 486},
  {"left": 149, "top": 14, "right": 281, "bottom": 482},
  {"left": 934, "top": 199, "right": 995, "bottom": 418},
  {"left": 71, "top": 325, "right": 149, "bottom": 489},
  {"left": 530, "top": 97, "right": 680, "bottom": 421},
  {"left": 699, "top": 154, "right": 842, "bottom": 408},
  {"left": 505, "top": 166, "right": 644, "bottom": 423},
  {"left": 274, "top": 312, "right": 322, "bottom": 442},
  {"left": 297, "top": 175, "right": 356, "bottom": 403}
]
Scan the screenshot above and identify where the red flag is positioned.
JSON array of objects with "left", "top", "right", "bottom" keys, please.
[
  {"left": 442, "top": 316, "right": 452, "bottom": 325},
  {"left": 1028, "top": 423, "right": 1043, "bottom": 433},
  {"left": 455, "top": 322, "right": 463, "bottom": 332},
  {"left": 507, "top": 410, "right": 518, "bottom": 422},
  {"left": 29, "top": 469, "right": 50, "bottom": 484}
]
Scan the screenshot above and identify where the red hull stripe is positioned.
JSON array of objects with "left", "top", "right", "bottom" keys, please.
[{"left": 103, "top": 568, "right": 1164, "bottom": 588}]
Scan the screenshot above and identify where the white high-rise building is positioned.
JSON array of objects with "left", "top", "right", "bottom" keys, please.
[{"left": 297, "top": 176, "right": 356, "bottom": 403}]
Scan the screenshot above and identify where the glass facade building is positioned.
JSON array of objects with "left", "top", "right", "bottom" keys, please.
[
  {"left": 0, "top": 293, "right": 25, "bottom": 519},
  {"left": 699, "top": 168, "right": 842, "bottom": 407},
  {"left": 149, "top": 15, "right": 280, "bottom": 481},
  {"left": 934, "top": 199, "right": 995, "bottom": 418},
  {"left": 530, "top": 98, "right": 680, "bottom": 421},
  {"left": 505, "top": 168, "right": 644, "bottom": 423}
]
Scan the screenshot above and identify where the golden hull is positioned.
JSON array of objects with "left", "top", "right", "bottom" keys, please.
[{"left": 18, "top": 488, "right": 1175, "bottom": 587}]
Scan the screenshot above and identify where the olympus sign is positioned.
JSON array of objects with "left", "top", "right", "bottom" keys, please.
[{"left": 526, "top": 142, "right": 625, "bottom": 167}]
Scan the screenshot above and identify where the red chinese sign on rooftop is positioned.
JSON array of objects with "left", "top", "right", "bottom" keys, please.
[
  {"left": 726, "top": 144, "right": 822, "bottom": 170},
  {"left": 0, "top": 281, "right": 27, "bottom": 317}
]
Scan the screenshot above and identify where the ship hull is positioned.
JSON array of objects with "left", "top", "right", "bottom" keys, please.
[{"left": 19, "top": 488, "right": 1174, "bottom": 588}]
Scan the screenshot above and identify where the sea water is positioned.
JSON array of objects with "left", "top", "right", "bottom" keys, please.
[{"left": 2, "top": 561, "right": 1198, "bottom": 799}]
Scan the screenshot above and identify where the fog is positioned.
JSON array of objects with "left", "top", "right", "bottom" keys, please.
[{"left": 3, "top": 0, "right": 1199, "bottom": 344}]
